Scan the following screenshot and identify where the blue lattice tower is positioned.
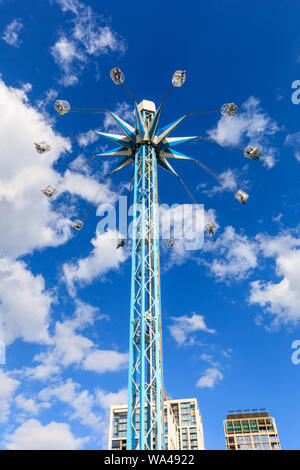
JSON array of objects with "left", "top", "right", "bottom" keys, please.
[{"left": 127, "top": 102, "right": 164, "bottom": 450}]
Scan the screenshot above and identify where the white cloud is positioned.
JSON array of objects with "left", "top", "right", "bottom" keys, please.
[
  {"left": 204, "top": 226, "right": 258, "bottom": 281},
  {"left": 0, "top": 77, "right": 72, "bottom": 259},
  {"left": 82, "top": 349, "right": 128, "bottom": 374},
  {"left": 284, "top": 132, "right": 300, "bottom": 162},
  {"left": 203, "top": 167, "right": 248, "bottom": 197},
  {"left": 207, "top": 97, "right": 279, "bottom": 168},
  {"left": 169, "top": 313, "right": 215, "bottom": 345},
  {"left": 15, "top": 394, "right": 50, "bottom": 416},
  {"left": 0, "top": 258, "right": 53, "bottom": 345},
  {"left": 38, "top": 380, "right": 127, "bottom": 447},
  {"left": 51, "top": 35, "right": 84, "bottom": 86},
  {"left": 39, "top": 379, "right": 103, "bottom": 430},
  {"left": 22, "top": 300, "right": 127, "bottom": 380},
  {"left": 0, "top": 370, "right": 20, "bottom": 423},
  {"left": 96, "top": 388, "right": 127, "bottom": 409},
  {"left": 36, "top": 88, "right": 58, "bottom": 112},
  {"left": 200, "top": 353, "right": 220, "bottom": 368},
  {"left": 53, "top": 321, "right": 94, "bottom": 367},
  {"left": 203, "top": 224, "right": 300, "bottom": 328},
  {"left": 62, "top": 229, "right": 128, "bottom": 295},
  {"left": 59, "top": 170, "right": 117, "bottom": 206},
  {"left": 196, "top": 368, "right": 224, "bottom": 389},
  {"left": 2, "top": 19, "right": 23, "bottom": 47},
  {"left": 4, "top": 419, "right": 87, "bottom": 450},
  {"left": 249, "top": 232, "right": 300, "bottom": 327},
  {"left": 51, "top": 0, "right": 126, "bottom": 85}
]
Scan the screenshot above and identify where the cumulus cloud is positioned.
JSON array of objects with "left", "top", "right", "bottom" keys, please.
[
  {"left": 15, "top": 394, "right": 50, "bottom": 416},
  {"left": 2, "top": 19, "right": 23, "bottom": 47},
  {"left": 37, "top": 379, "right": 128, "bottom": 447},
  {"left": 82, "top": 349, "right": 128, "bottom": 374},
  {"left": 39, "top": 379, "right": 103, "bottom": 430},
  {"left": 0, "top": 370, "right": 20, "bottom": 423},
  {"left": 51, "top": 36, "right": 84, "bottom": 86},
  {"left": 62, "top": 229, "right": 128, "bottom": 295},
  {"left": 203, "top": 224, "right": 300, "bottom": 328},
  {"left": 169, "top": 313, "right": 215, "bottom": 345},
  {"left": 22, "top": 300, "right": 127, "bottom": 380},
  {"left": 203, "top": 226, "right": 258, "bottom": 281},
  {"left": 207, "top": 97, "right": 279, "bottom": 168},
  {"left": 96, "top": 388, "right": 127, "bottom": 409},
  {"left": 249, "top": 232, "right": 300, "bottom": 327},
  {"left": 59, "top": 170, "right": 117, "bottom": 206},
  {"left": 202, "top": 167, "right": 250, "bottom": 197},
  {"left": 51, "top": 0, "right": 126, "bottom": 85},
  {"left": 0, "top": 77, "right": 71, "bottom": 259},
  {"left": 0, "top": 258, "right": 53, "bottom": 345},
  {"left": 196, "top": 368, "right": 224, "bottom": 389},
  {"left": 4, "top": 419, "right": 87, "bottom": 450}
]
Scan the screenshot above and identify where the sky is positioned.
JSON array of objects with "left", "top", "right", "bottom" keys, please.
[{"left": 0, "top": 0, "right": 300, "bottom": 450}]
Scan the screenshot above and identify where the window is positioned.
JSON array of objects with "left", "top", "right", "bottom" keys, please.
[
  {"left": 239, "top": 444, "right": 252, "bottom": 450},
  {"left": 250, "top": 420, "right": 258, "bottom": 431},
  {"left": 226, "top": 421, "right": 233, "bottom": 432},
  {"left": 233, "top": 421, "right": 241, "bottom": 432},
  {"left": 236, "top": 436, "right": 251, "bottom": 444},
  {"left": 112, "top": 440, "right": 121, "bottom": 449},
  {"left": 242, "top": 420, "right": 250, "bottom": 432}
]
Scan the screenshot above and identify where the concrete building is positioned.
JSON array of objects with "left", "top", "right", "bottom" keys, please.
[
  {"left": 224, "top": 409, "right": 281, "bottom": 450},
  {"left": 108, "top": 398, "right": 205, "bottom": 450}
]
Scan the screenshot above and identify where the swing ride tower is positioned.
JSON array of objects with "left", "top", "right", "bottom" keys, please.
[
  {"left": 49, "top": 68, "right": 261, "bottom": 450},
  {"left": 127, "top": 100, "right": 164, "bottom": 450}
]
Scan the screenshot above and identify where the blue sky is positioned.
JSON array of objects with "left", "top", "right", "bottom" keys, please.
[{"left": 0, "top": 0, "right": 300, "bottom": 450}]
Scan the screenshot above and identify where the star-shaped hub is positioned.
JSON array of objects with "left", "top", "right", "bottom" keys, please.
[{"left": 94, "top": 99, "right": 197, "bottom": 179}]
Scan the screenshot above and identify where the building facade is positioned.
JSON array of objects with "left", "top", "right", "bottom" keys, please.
[
  {"left": 224, "top": 409, "right": 281, "bottom": 450},
  {"left": 109, "top": 398, "right": 205, "bottom": 450}
]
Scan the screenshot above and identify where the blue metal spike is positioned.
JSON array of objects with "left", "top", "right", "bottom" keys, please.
[
  {"left": 149, "top": 101, "right": 164, "bottom": 139},
  {"left": 94, "top": 131, "right": 134, "bottom": 148},
  {"left": 110, "top": 112, "right": 136, "bottom": 141},
  {"left": 156, "top": 115, "right": 188, "bottom": 144},
  {"left": 157, "top": 156, "right": 179, "bottom": 176},
  {"left": 158, "top": 135, "right": 198, "bottom": 150},
  {"left": 95, "top": 146, "right": 132, "bottom": 157},
  {"left": 159, "top": 148, "right": 195, "bottom": 160},
  {"left": 134, "top": 101, "right": 145, "bottom": 139},
  {"left": 109, "top": 156, "right": 134, "bottom": 175}
]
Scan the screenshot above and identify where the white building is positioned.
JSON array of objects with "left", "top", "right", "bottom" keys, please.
[{"left": 108, "top": 398, "right": 205, "bottom": 450}]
